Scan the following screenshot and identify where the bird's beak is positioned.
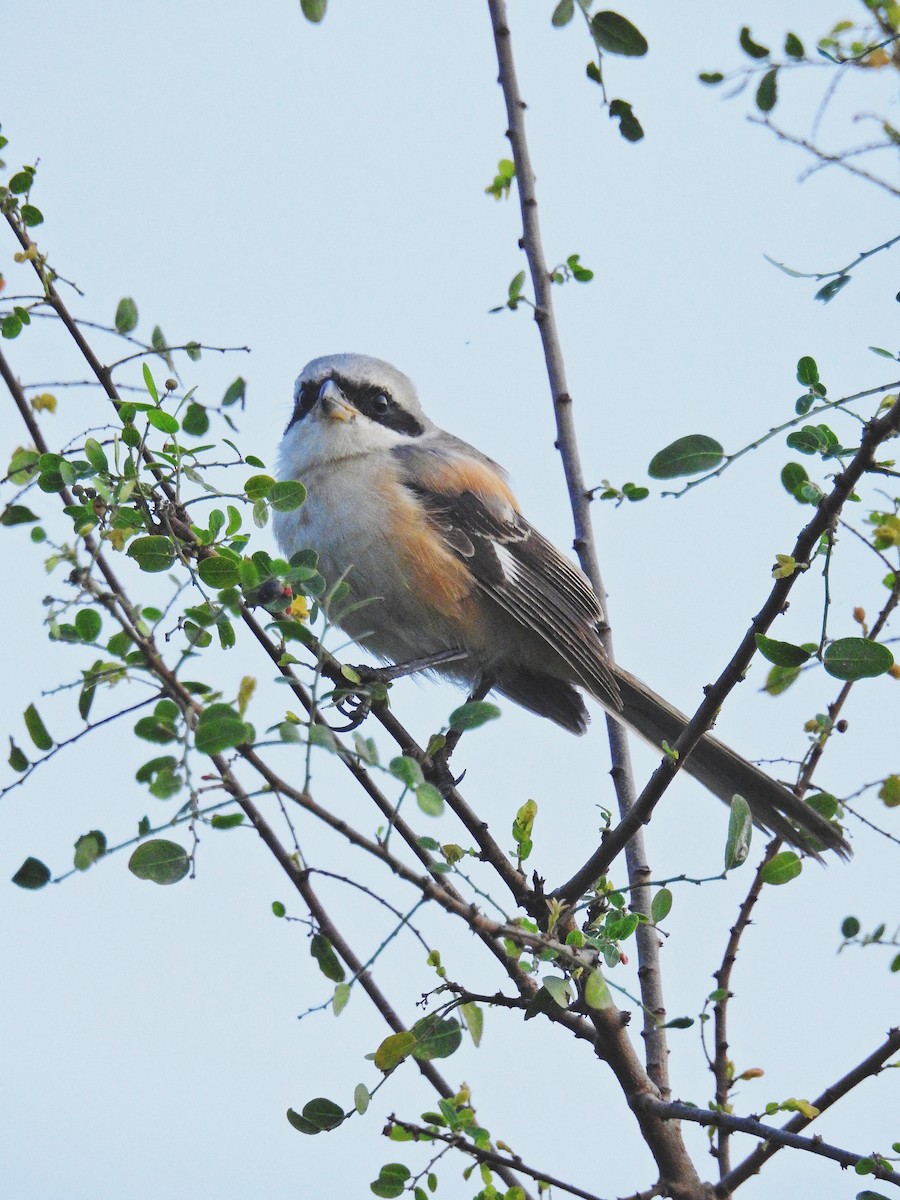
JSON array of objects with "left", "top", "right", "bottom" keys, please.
[{"left": 317, "top": 379, "right": 355, "bottom": 423}]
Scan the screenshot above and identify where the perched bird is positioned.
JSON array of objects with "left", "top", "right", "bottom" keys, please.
[{"left": 274, "top": 353, "right": 848, "bottom": 858}]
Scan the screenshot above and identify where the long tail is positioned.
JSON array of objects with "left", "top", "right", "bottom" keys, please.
[{"left": 611, "top": 666, "right": 850, "bottom": 860}]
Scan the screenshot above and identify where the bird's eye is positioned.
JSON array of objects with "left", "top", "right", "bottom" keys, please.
[{"left": 371, "top": 394, "right": 390, "bottom": 416}]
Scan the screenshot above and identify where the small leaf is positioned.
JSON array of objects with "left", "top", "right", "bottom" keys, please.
[
  {"left": 591, "top": 11, "right": 648, "bottom": 56},
  {"left": 648, "top": 434, "right": 724, "bottom": 479},
  {"left": 739, "top": 26, "right": 769, "bottom": 58},
  {"left": 878, "top": 775, "right": 900, "bottom": 808},
  {"left": 74, "top": 830, "right": 107, "bottom": 871},
  {"left": 370, "top": 1164, "right": 411, "bottom": 1199},
  {"left": 286, "top": 1108, "right": 318, "bottom": 1134},
  {"left": 754, "top": 633, "right": 812, "bottom": 668},
  {"left": 823, "top": 638, "right": 893, "bottom": 681},
  {"left": 301, "top": 1096, "right": 345, "bottom": 1131},
  {"left": 608, "top": 98, "right": 644, "bottom": 142},
  {"left": 651, "top": 887, "right": 672, "bottom": 923},
  {"left": 210, "top": 812, "right": 245, "bottom": 829},
  {"left": 222, "top": 377, "right": 246, "bottom": 407},
  {"left": 195, "top": 703, "right": 248, "bottom": 755},
  {"left": 127, "top": 535, "right": 176, "bottom": 573},
  {"left": 584, "top": 968, "right": 612, "bottom": 1010},
  {"left": 12, "top": 857, "right": 51, "bottom": 889},
  {"left": 416, "top": 783, "right": 445, "bottom": 817},
  {"left": 784, "top": 32, "right": 804, "bottom": 58},
  {"left": 448, "top": 700, "right": 501, "bottom": 731},
  {"left": 21, "top": 204, "right": 44, "bottom": 227},
  {"left": 389, "top": 755, "right": 425, "bottom": 789},
  {"left": 74, "top": 608, "right": 102, "bottom": 643},
  {"left": 333, "top": 983, "right": 351, "bottom": 1015},
  {"left": 815, "top": 275, "right": 851, "bottom": 303},
  {"left": 796, "top": 356, "right": 819, "bottom": 386},
  {"left": 146, "top": 408, "right": 179, "bottom": 434},
  {"left": 551, "top": 0, "right": 574, "bottom": 26},
  {"left": 760, "top": 850, "right": 802, "bottom": 886},
  {"left": 374, "top": 1031, "right": 417, "bottom": 1071},
  {"left": 24, "top": 703, "right": 52, "bottom": 751},
  {"left": 354, "top": 1083, "right": 370, "bottom": 1114},
  {"left": 114, "top": 297, "right": 139, "bottom": 335},
  {"left": 755, "top": 67, "right": 778, "bottom": 112},
  {"left": 311, "top": 933, "right": 346, "bottom": 983},
  {"left": 698, "top": 71, "right": 725, "bottom": 84},
  {"left": 1, "top": 504, "right": 39, "bottom": 526},
  {"left": 198, "top": 555, "right": 241, "bottom": 588},
  {"left": 410, "top": 1015, "right": 461, "bottom": 1061},
  {"left": 841, "top": 915, "right": 861, "bottom": 938},
  {"left": 8, "top": 739, "right": 29, "bottom": 772},
  {"left": 245, "top": 473, "right": 276, "bottom": 500},
  {"left": 725, "top": 795, "right": 752, "bottom": 869},
  {"left": 460, "top": 1001, "right": 483, "bottom": 1047},
  {"left": 300, "top": 0, "right": 327, "bottom": 22},
  {"left": 128, "top": 838, "right": 190, "bottom": 885},
  {"left": 268, "top": 480, "right": 307, "bottom": 512}
]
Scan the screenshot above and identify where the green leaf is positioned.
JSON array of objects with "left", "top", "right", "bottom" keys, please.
[
  {"left": 210, "top": 812, "right": 245, "bottom": 829},
  {"left": 796, "top": 355, "right": 819, "bottom": 386},
  {"left": 300, "top": 1096, "right": 345, "bottom": 1131},
  {"left": 370, "top": 1164, "right": 410, "bottom": 1199},
  {"left": 879, "top": 775, "right": 900, "bottom": 808},
  {"left": 286, "top": 1108, "right": 318, "bottom": 1135},
  {"left": 760, "top": 850, "right": 802, "bottom": 886},
  {"left": 755, "top": 67, "right": 778, "bottom": 112},
  {"left": 374, "top": 1031, "right": 417, "bottom": 1071},
  {"left": 764, "top": 664, "right": 802, "bottom": 696},
  {"left": 739, "top": 26, "right": 769, "bottom": 58},
  {"left": 584, "top": 968, "right": 612, "bottom": 1010},
  {"left": 311, "top": 933, "right": 346, "bottom": 983},
  {"left": 698, "top": 71, "right": 724, "bottom": 84},
  {"left": 74, "top": 608, "right": 102, "bottom": 643},
  {"left": 245, "top": 473, "right": 275, "bottom": 500},
  {"left": 8, "top": 738, "right": 29, "bottom": 772},
  {"left": 127, "top": 535, "right": 176, "bottom": 573},
  {"left": 146, "top": 408, "right": 179, "bottom": 435},
  {"left": 841, "top": 915, "right": 861, "bottom": 938},
  {"left": 198, "top": 555, "right": 241, "bottom": 588},
  {"left": 222, "top": 377, "right": 246, "bottom": 407},
  {"left": 12, "top": 856, "right": 51, "bottom": 889},
  {"left": 300, "top": 0, "right": 327, "bottom": 22},
  {"left": 74, "top": 830, "right": 107, "bottom": 871},
  {"left": 823, "top": 638, "right": 893, "bottom": 681},
  {"left": 268, "top": 480, "right": 307, "bottom": 512},
  {"left": 142, "top": 362, "right": 159, "bottom": 403},
  {"left": 448, "top": 700, "right": 501, "bottom": 731},
  {"left": 1, "top": 504, "right": 39, "bottom": 526},
  {"left": 21, "top": 203, "right": 44, "bottom": 226},
  {"left": 194, "top": 703, "right": 248, "bottom": 755},
  {"left": 128, "top": 838, "right": 190, "bottom": 885},
  {"left": 784, "top": 32, "right": 804, "bottom": 58},
  {"left": 114, "top": 297, "right": 139, "bottom": 335},
  {"left": 648, "top": 434, "right": 724, "bottom": 479},
  {"left": 24, "top": 703, "right": 53, "bottom": 751},
  {"left": 725, "top": 795, "right": 752, "bottom": 870},
  {"left": 134, "top": 715, "right": 178, "bottom": 745},
  {"left": 83, "top": 437, "right": 109, "bottom": 473},
  {"left": 815, "top": 276, "right": 851, "bottom": 303},
  {"left": 460, "top": 1001, "right": 483, "bottom": 1047},
  {"left": 551, "top": 0, "right": 574, "bottom": 26},
  {"left": 754, "top": 634, "right": 812, "bottom": 668},
  {"left": 416, "top": 782, "right": 445, "bottom": 817},
  {"left": 410, "top": 1015, "right": 461, "bottom": 1061},
  {"left": 591, "top": 11, "right": 648, "bottom": 56},
  {"left": 354, "top": 1083, "right": 370, "bottom": 1115},
  {"left": 333, "top": 983, "right": 351, "bottom": 1015},
  {"left": 181, "top": 402, "right": 210, "bottom": 436},
  {"left": 608, "top": 98, "right": 644, "bottom": 142},
  {"left": 389, "top": 755, "right": 425, "bottom": 789},
  {"left": 651, "top": 887, "right": 672, "bottom": 923},
  {"left": 542, "top": 975, "right": 573, "bottom": 1009}
]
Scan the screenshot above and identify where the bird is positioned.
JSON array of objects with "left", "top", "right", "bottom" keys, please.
[{"left": 273, "top": 353, "right": 849, "bottom": 859}]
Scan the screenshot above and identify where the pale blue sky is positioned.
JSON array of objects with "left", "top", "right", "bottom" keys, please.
[{"left": 2, "top": 3, "right": 898, "bottom": 1197}]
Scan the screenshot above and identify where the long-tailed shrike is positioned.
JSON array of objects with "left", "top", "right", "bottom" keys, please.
[{"left": 274, "top": 353, "right": 848, "bottom": 858}]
